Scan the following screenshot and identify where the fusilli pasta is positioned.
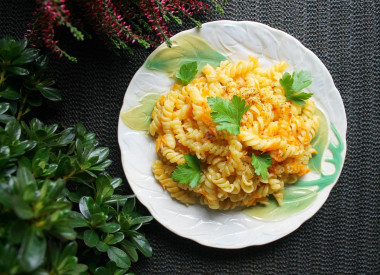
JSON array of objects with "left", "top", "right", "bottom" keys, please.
[{"left": 150, "top": 57, "right": 319, "bottom": 210}]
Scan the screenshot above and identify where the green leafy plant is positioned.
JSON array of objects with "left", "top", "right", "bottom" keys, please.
[
  {"left": 0, "top": 37, "right": 152, "bottom": 274},
  {"left": 279, "top": 71, "right": 313, "bottom": 105},
  {"left": 0, "top": 37, "right": 61, "bottom": 122}
]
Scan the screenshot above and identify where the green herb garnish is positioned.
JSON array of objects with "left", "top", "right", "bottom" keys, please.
[
  {"left": 280, "top": 71, "right": 313, "bottom": 105},
  {"left": 207, "top": 95, "right": 250, "bottom": 135},
  {"left": 176, "top": 61, "right": 198, "bottom": 85},
  {"left": 171, "top": 153, "right": 201, "bottom": 188},
  {"left": 251, "top": 153, "right": 272, "bottom": 180}
]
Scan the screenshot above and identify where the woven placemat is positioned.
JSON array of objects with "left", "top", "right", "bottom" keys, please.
[{"left": 1, "top": 1, "right": 379, "bottom": 274}]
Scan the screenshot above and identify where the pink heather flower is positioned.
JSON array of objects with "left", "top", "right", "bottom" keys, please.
[{"left": 27, "top": 0, "right": 224, "bottom": 60}]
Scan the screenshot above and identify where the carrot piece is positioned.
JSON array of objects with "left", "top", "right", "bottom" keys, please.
[
  {"left": 184, "top": 105, "right": 193, "bottom": 119},
  {"left": 199, "top": 188, "right": 214, "bottom": 202},
  {"left": 201, "top": 113, "right": 213, "bottom": 126},
  {"left": 161, "top": 135, "right": 168, "bottom": 147}
]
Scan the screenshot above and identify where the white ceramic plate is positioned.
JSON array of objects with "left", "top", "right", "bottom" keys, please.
[{"left": 118, "top": 21, "right": 347, "bottom": 248}]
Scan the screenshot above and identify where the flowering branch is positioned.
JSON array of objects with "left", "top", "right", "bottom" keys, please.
[{"left": 26, "top": 0, "right": 226, "bottom": 62}]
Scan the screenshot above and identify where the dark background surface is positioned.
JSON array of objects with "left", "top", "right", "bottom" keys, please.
[{"left": 1, "top": 0, "right": 379, "bottom": 274}]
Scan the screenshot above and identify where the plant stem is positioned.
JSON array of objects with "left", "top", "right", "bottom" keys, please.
[
  {"left": 17, "top": 90, "right": 29, "bottom": 121},
  {"left": 62, "top": 171, "right": 76, "bottom": 181},
  {"left": 62, "top": 169, "right": 84, "bottom": 182},
  {"left": 0, "top": 70, "right": 6, "bottom": 86}
]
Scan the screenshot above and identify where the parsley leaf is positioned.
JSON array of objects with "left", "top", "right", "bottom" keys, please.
[
  {"left": 207, "top": 95, "right": 250, "bottom": 135},
  {"left": 176, "top": 61, "right": 198, "bottom": 85},
  {"left": 279, "top": 71, "right": 313, "bottom": 105},
  {"left": 251, "top": 153, "right": 272, "bottom": 180},
  {"left": 171, "top": 153, "right": 201, "bottom": 188}
]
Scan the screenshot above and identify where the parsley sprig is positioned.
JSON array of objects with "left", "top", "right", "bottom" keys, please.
[
  {"left": 171, "top": 153, "right": 201, "bottom": 188},
  {"left": 207, "top": 95, "right": 250, "bottom": 135},
  {"left": 176, "top": 61, "right": 198, "bottom": 85},
  {"left": 251, "top": 153, "right": 272, "bottom": 180},
  {"left": 280, "top": 71, "right": 313, "bottom": 105}
]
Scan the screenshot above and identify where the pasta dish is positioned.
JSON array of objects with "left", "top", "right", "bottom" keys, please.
[{"left": 149, "top": 56, "right": 319, "bottom": 210}]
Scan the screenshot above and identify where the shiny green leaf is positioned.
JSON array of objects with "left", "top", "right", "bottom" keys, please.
[
  {"left": 0, "top": 87, "right": 19, "bottom": 100},
  {"left": 33, "top": 148, "right": 49, "bottom": 164},
  {"left": 60, "top": 241, "right": 78, "bottom": 260},
  {"left": 0, "top": 145, "right": 10, "bottom": 168},
  {"left": 12, "top": 48, "right": 39, "bottom": 65},
  {"left": 27, "top": 98, "right": 43, "bottom": 107},
  {"left": 107, "top": 246, "right": 131, "bottom": 269},
  {"left": 114, "top": 269, "right": 128, "bottom": 275},
  {"left": 5, "top": 119, "right": 21, "bottom": 140},
  {"left": 88, "top": 147, "right": 109, "bottom": 165},
  {"left": 16, "top": 166, "right": 36, "bottom": 192},
  {"left": 84, "top": 230, "right": 99, "bottom": 248},
  {"left": 19, "top": 228, "right": 46, "bottom": 272},
  {"left": 69, "top": 264, "right": 88, "bottom": 273},
  {"left": 51, "top": 225, "right": 76, "bottom": 240},
  {"left": 130, "top": 234, "right": 152, "bottom": 257},
  {"left": 129, "top": 216, "right": 153, "bottom": 226},
  {"left": 41, "top": 163, "right": 58, "bottom": 176},
  {"left": 9, "top": 220, "right": 28, "bottom": 244},
  {"left": 94, "top": 267, "right": 109, "bottom": 275},
  {"left": 35, "top": 55, "right": 48, "bottom": 69},
  {"left": 56, "top": 156, "right": 75, "bottom": 178},
  {"left": 0, "top": 102, "right": 10, "bottom": 114},
  {"left": 121, "top": 240, "right": 139, "bottom": 263},
  {"left": 0, "top": 113, "right": 14, "bottom": 123},
  {"left": 7, "top": 66, "right": 29, "bottom": 76},
  {"left": 95, "top": 241, "right": 109, "bottom": 252},
  {"left": 104, "top": 195, "right": 133, "bottom": 205},
  {"left": 96, "top": 175, "right": 114, "bottom": 203},
  {"left": 62, "top": 255, "right": 78, "bottom": 270},
  {"left": 110, "top": 178, "right": 122, "bottom": 189},
  {"left": 91, "top": 212, "right": 108, "bottom": 226},
  {"left": 11, "top": 140, "right": 37, "bottom": 157},
  {"left": 37, "top": 86, "right": 61, "bottom": 101},
  {"left": 99, "top": 222, "right": 121, "bottom": 233},
  {"left": 70, "top": 213, "right": 88, "bottom": 228},
  {"left": 0, "top": 39, "right": 25, "bottom": 60},
  {"left": 105, "top": 232, "right": 124, "bottom": 245},
  {"left": 55, "top": 128, "right": 75, "bottom": 146},
  {"left": 88, "top": 159, "right": 112, "bottom": 171},
  {"left": 79, "top": 197, "right": 91, "bottom": 219},
  {"left": 122, "top": 197, "right": 135, "bottom": 215}
]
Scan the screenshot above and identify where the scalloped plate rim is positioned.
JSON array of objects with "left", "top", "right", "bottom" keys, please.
[{"left": 117, "top": 20, "right": 347, "bottom": 248}]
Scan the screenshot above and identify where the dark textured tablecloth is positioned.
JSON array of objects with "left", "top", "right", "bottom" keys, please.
[{"left": 1, "top": 0, "right": 379, "bottom": 274}]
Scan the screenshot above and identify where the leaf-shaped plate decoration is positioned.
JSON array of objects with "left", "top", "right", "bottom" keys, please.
[
  {"left": 244, "top": 186, "right": 318, "bottom": 221},
  {"left": 121, "top": 93, "right": 161, "bottom": 131},
  {"left": 296, "top": 123, "right": 344, "bottom": 191},
  {"left": 308, "top": 107, "right": 329, "bottom": 172},
  {"left": 245, "top": 123, "right": 345, "bottom": 221},
  {"left": 144, "top": 34, "right": 227, "bottom": 74}
]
